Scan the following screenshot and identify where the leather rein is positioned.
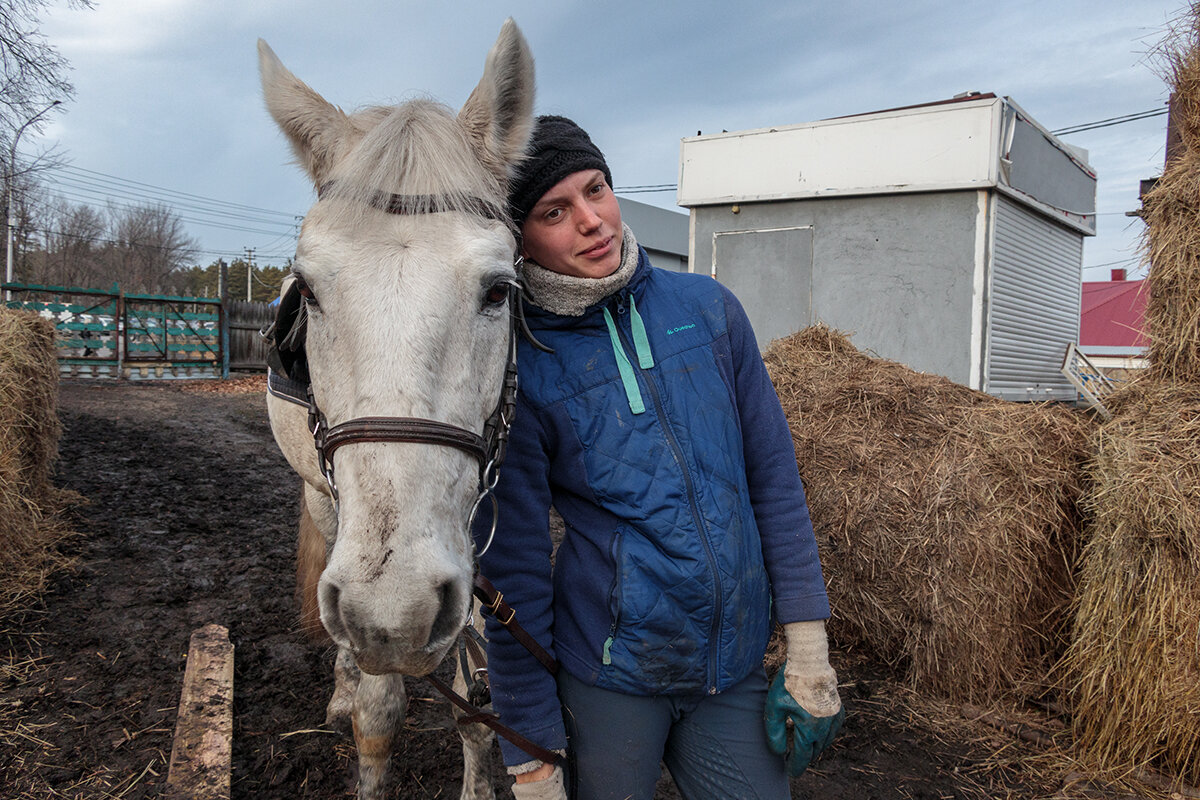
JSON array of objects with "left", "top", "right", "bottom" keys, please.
[{"left": 298, "top": 184, "right": 563, "bottom": 766}]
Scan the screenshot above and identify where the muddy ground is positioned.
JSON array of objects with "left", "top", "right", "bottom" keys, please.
[{"left": 0, "top": 378, "right": 1076, "bottom": 799}]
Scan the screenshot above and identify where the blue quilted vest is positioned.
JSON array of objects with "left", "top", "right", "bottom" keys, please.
[{"left": 516, "top": 251, "right": 772, "bottom": 696}]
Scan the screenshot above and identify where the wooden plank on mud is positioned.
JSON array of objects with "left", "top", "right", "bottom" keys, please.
[{"left": 165, "top": 623, "right": 234, "bottom": 800}]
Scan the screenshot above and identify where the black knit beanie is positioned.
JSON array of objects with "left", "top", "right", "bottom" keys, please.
[{"left": 509, "top": 115, "right": 613, "bottom": 228}]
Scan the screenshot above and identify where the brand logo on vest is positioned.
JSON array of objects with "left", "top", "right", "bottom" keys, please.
[{"left": 666, "top": 323, "right": 696, "bottom": 335}]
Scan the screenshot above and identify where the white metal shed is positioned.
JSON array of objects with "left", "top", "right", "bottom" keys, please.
[{"left": 677, "top": 94, "right": 1096, "bottom": 401}]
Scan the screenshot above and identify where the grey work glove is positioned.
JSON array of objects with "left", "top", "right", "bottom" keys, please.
[{"left": 510, "top": 764, "right": 566, "bottom": 800}]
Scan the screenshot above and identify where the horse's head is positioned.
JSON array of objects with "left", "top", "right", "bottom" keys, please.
[{"left": 259, "top": 21, "right": 534, "bottom": 676}]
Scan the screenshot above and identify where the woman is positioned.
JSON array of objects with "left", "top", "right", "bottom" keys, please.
[{"left": 477, "top": 115, "right": 842, "bottom": 800}]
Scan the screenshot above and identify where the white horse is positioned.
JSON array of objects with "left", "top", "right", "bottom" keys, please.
[{"left": 259, "top": 21, "right": 534, "bottom": 800}]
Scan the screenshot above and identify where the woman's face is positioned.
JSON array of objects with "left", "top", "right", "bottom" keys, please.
[{"left": 520, "top": 169, "right": 623, "bottom": 279}]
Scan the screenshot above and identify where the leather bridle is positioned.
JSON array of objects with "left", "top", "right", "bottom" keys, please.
[
  {"left": 306, "top": 279, "right": 526, "bottom": 556},
  {"left": 302, "top": 185, "right": 548, "bottom": 554}
]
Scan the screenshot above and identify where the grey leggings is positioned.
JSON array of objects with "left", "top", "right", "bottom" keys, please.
[{"left": 556, "top": 665, "right": 790, "bottom": 800}]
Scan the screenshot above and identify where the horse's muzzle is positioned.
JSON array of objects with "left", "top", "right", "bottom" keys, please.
[{"left": 318, "top": 571, "right": 469, "bottom": 675}]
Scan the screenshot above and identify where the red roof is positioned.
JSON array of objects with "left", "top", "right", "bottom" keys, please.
[{"left": 1080, "top": 279, "right": 1148, "bottom": 348}]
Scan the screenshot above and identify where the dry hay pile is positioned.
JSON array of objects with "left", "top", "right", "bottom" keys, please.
[
  {"left": 1057, "top": 9, "right": 1200, "bottom": 785},
  {"left": 1143, "top": 6, "right": 1200, "bottom": 385},
  {"left": 763, "top": 325, "right": 1092, "bottom": 703},
  {"left": 1141, "top": 149, "right": 1200, "bottom": 383},
  {"left": 0, "top": 307, "right": 76, "bottom": 615},
  {"left": 1061, "top": 382, "right": 1200, "bottom": 786}
]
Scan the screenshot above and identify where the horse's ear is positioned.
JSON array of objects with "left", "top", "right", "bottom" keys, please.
[
  {"left": 458, "top": 19, "right": 535, "bottom": 186},
  {"left": 258, "top": 39, "right": 355, "bottom": 188}
]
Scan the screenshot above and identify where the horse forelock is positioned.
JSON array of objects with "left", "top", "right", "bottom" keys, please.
[{"left": 318, "top": 99, "right": 508, "bottom": 231}]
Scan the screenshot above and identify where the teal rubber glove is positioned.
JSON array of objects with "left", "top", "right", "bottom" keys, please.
[
  {"left": 764, "top": 620, "right": 843, "bottom": 776},
  {"left": 765, "top": 666, "right": 844, "bottom": 776}
]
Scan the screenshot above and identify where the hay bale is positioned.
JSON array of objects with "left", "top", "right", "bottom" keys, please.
[
  {"left": 0, "top": 307, "right": 74, "bottom": 614},
  {"left": 1056, "top": 9, "right": 1200, "bottom": 784},
  {"left": 1160, "top": 5, "right": 1200, "bottom": 157},
  {"left": 1140, "top": 155, "right": 1200, "bottom": 383},
  {"left": 1061, "top": 381, "right": 1200, "bottom": 785},
  {"left": 0, "top": 308, "right": 60, "bottom": 496},
  {"left": 1143, "top": 6, "right": 1200, "bottom": 383},
  {"left": 763, "top": 325, "right": 1092, "bottom": 702}
]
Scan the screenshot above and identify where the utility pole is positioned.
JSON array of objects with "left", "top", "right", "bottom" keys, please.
[
  {"left": 244, "top": 247, "right": 255, "bottom": 302},
  {"left": 5, "top": 100, "right": 60, "bottom": 301}
]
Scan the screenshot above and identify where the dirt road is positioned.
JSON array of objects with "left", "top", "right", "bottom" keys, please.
[{"left": 0, "top": 379, "right": 1053, "bottom": 799}]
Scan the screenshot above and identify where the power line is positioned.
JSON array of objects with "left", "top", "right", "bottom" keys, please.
[
  {"left": 43, "top": 187, "right": 295, "bottom": 237},
  {"left": 45, "top": 173, "right": 297, "bottom": 229},
  {"left": 30, "top": 161, "right": 304, "bottom": 258},
  {"left": 1051, "top": 108, "right": 1167, "bottom": 136},
  {"left": 616, "top": 185, "right": 678, "bottom": 194},
  {"left": 51, "top": 164, "right": 301, "bottom": 219},
  {"left": 31, "top": 224, "right": 195, "bottom": 255},
  {"left": 1084, "top": 255, "right": 1141, "bottom": 270},
  {"left": 40, "top": 172, "right": 299, "bottom": 233},
  {"left": 28, "top": 223, "right": 294, "bottom": 263},
  {"left": 38, "top": 181, "right": 299, "bottom": 243}
]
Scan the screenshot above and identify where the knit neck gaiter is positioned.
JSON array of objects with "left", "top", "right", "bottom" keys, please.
[{"left": 521, "top": 223, "right": 639, "bottom": 317}]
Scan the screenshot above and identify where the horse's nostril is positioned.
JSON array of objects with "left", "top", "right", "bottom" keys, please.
[
  {"left": 427, "top": 580, "right": 463, "bottom": 648},
  {"left": 318, "top": 581, "right": 344, "bottom": 635}
]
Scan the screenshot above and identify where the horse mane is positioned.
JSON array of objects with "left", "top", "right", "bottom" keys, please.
[{"left": 320, "top": 99, "right": 510, "bottom": 229}]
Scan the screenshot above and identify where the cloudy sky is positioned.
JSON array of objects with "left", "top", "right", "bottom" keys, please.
[{"left": 29, "top": 0, "right": 1185, "bottom": 282}]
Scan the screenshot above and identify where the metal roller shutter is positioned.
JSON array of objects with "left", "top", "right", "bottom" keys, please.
[{"left": 986, "top": 195, "right": 1082, "bottom": 401}]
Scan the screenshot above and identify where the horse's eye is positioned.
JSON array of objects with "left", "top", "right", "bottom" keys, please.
[
  {"left": 484, "top": 281, "right": 511, "bottom": 307},
  {"left": 294, "top": 276, "right": 318, "bottom": 307}
]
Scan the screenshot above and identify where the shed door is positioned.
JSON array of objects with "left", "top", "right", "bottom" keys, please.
[
  {"left": 986, "top": 195, "right": 1082, "bottom": 401},
  {"left": 712, "top": 226, "right": 813, "bottom": 349}
]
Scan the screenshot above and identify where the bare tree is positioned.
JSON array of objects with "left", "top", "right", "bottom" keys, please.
[
  {"left": 36, "top": 196, "right": 104, "bottom": 287},
  {"left": 0, "top": 0, "right": 90, "bottom": 133},
  {"left": 105, "top": 201, "right": 198, "bottom": 292},
  {"left": 0, "top": 0, "right": 92, "bottom": 291},
  {"left": 25, "top": 198, "right": 197, "bottom": 292}
]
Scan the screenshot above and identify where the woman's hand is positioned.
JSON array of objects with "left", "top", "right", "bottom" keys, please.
[
  {"left": 764, "top": 620, "right": 844, "bottom": 776},
  {"left": 511, "top": 763, "right": 565, "bottom": 800}
]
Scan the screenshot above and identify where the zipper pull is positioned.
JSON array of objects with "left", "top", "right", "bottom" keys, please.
[{"left": 614, "top": 292, "right": 628, "bottom": 315}]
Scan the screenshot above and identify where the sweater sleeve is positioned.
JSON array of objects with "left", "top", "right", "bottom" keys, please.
[
  {"left": 721, "top": 285, "right": 831, "bottom": 623},
  {"left": 472, "top": 390, "right": 567, "bottom": 766}
]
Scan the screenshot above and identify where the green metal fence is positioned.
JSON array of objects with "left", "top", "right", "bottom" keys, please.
[{"left": 3, "top": 282, "right": 225, "bottom": 379}]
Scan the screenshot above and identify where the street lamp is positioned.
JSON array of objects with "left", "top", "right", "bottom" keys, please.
[{"left": 5, "top": 100, "right": 61, "bottom": 301}]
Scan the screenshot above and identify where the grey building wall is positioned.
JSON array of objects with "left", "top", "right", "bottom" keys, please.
[
  {"left": 691, "top": 191, "right": 982, "bottom": 384},
  {"left": 618, "top": 196, "right": 688, "bottom": 272}
]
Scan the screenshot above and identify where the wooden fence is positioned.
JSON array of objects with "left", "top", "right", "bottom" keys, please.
[{"left": 227, "top": 299, "right": 273, "bottom": 373}]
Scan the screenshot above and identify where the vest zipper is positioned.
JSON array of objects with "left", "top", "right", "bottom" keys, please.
[
  {"left": 603, "top": 530, "right": 624, "bottom": 667},
  {"left": 609, "top": 291, "right": 724, "bottom": 694}
]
